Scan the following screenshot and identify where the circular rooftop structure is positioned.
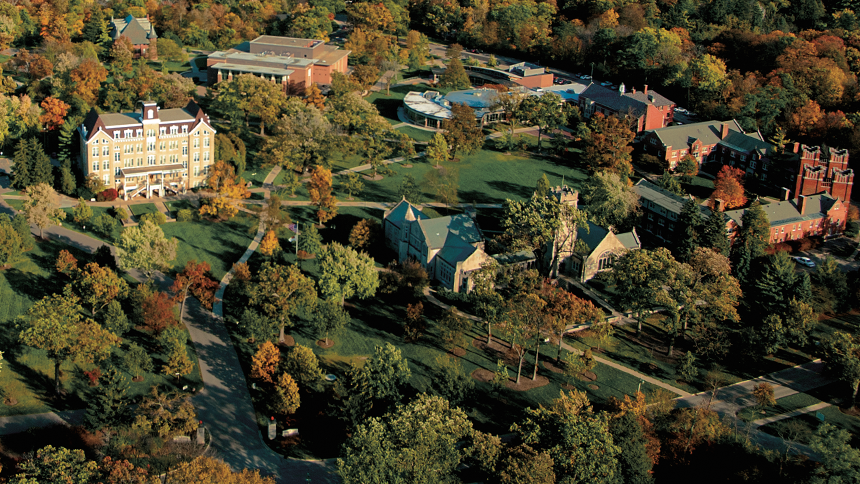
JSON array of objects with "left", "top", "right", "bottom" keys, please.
[{"left": 403, "top": 88, "right": 506, "bottom": 128}]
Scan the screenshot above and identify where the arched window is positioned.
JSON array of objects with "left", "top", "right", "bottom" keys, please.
[{"left": 597, "top": 251, "right": 615, "bottom": 271}]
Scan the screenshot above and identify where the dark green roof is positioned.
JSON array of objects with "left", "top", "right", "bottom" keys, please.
[{"left": 724, "top": 194, "right": 841, "bottom": 227}]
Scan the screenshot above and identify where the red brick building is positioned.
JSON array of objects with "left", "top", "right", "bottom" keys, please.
[
  {"left": 793, "top": 144, "right": 854, "bottom": 202},
  {"left": 724, "top": 192, "right": 848, "bottom": 244},
  {"left": 110, "top": 16, "right": 157, "bottom": 60},
  {"left": 579, "top": 84, "right": 675, "bottom": 133}
]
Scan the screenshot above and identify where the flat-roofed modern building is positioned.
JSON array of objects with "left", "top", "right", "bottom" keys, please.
[
  {"left": 403, "top": 87, "right": 538, "bottom": 127},
  {"left": 78, "top": 101, "right": 216, "bottom": 200},
  {"left": 207, "top": 35, "right": 350, "bottom": 88},
  {"left": 463, "top": 63, "right": 554, "bottom": 89}
]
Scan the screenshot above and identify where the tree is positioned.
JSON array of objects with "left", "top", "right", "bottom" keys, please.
[
  {"left": 11, "top": 139, "right": 31, "bottom": 189},
  {"left": 678, "top": 351, "right": 699, "bottom": 382},
  {"left": 676, "top": 199, "right": 704, "bottom": 261},
  {"left": 535, "top": 174, "right": 551, "bottom": 198},
  {"left": 424, "top": 164, "right": 459, "bottom": 208},
  {"left": 609, "top": 413, "right": 654, "bottom": 484},
  {"left": 100, "top": 300, "right": 130, "bottom": 337},
  {"left": 440, "top": 57, "right": 470, "bottom": 90},
  {"left": 404, "top": 301, "right": 426, "bottom": 342},
  {"left": 12, "top": 213, "right": 33, "bottom": 251},
  {"left": 123, "top": 343, "right": 153, "bottom": 380},
  {"left": 272, "top": 372, "right": 301, "bottom": 415},
  {"left": 70, "top": 59, "right": 108, "bottom": 106},
  {"left": 610, "top": 248, "right": 677, "bottom": 335},
  {"left": 305, "top": 83, "right": 326, "bottom": 110},
  {"left": 579, "top": 113, "right": 635, "bottom": 181},
  {"left": 513, "top": 391, "right": 621, "bottom": 483},
  {"left": 259, "top": 230, "right": 280, "bottom": 257},
  {"left": 155, "top": 38, "right": 187, "bottom": 63},
  {"left": 163, "top": 456, "right": 276, "bottom": 483},
  {"left": 426, "top": 132, "right": 450, "bottom": 167},
  {"left": 308, "top": 165, "right": 338, "bottom": 224},
  {"left": 397, "top": 173, "right": 423, "bottom": 203},
  {"left": 333, "top": 363, "right": 374, "bottom": 428},
  {"left": 437, "top": 306, "right": 470, "bottom": 348},
  {"left": 84, "top": 365, "right": 131, "bottom": 431},
  {"left": 73, "top": 262, "right": 129, "bottom": 316},
  {"left": 808, "top": 423, "right": 860, "bottom": 484},
  {"left": 138, "top": 287, "right": 179, "bottom": 334},
  {"left": 656, "top": 170, "right": 685, "bottom": 196},
  {"left": 9, "top": 445, "right": 100, "bottom": 484},
  {"left": 0, "top": 214, "right": 23, "bottom": 269},
  {"left": 170, "top": 260, "right": 218, "bottom": 324},
  {"left": 73, "top": 197, "right": 93, "bottom": 225},
  {"left": 752, "top": 382, "right": 776, "bottom": 409},
  {"left": 248, "top": 262, "right": 317, "bottom": 343},
  {"left": 503, "top": 293, "right": 545, "bottom": 384},
  {"left": 298, "top": 223, "right": 322, "bottom": 256},
  {"left": 676, "top": 155, "right": 698, "bottom": 182},
  {"left": 364, "top": 342, "right": 411, "bottom": 406},
  {"left": 199, "top": 161, "right": 250, "bottom": 220},
  {"left": 282, "top": 344, "right": 324, "bottom": 386},
  {"left": 337, "top": 393, "right": 472, "bottom": 484},
  {"left": 318, "top": 242, "right": 379, "bottom": 305},
  {"left": 250, "top": 341, "right": 280, "bottom": 383},
  {"left": 163, "top": 344, "right": 194, "bottom": 380},
  {"left": 710, "top": 165, "right": 746, "bottom": 209},
  {"left": 215, "top": 74, "right": 286, "bottom": 135},
  {"left": 348, "top": 218, "right": 379, "bottom": 250},
  {"left": 82, "top": 7, "right": 110, "bottom": 45},
  {"left": 734, "top": 200, "right": 771, "bottom": 284},
  {"left": 540, "top": 284, "right": 603, "bottom": 360},
  {"left": 18, "top": 291, "right": 120, "bottom": 394},
  {"left": 341, "top": 171, "right": 364, "bottom": 200},
  {"left": 443, "top": 103, "right": 483, "bottom": 157},
  {"left": 312, "top": 298, "right": 350, "bottom": 345},
  {"left": 701, "top": 207, "right": 731, "bottom": 256},
  {"left": 432, "top": 355, "right": 474, "bottom": 406},
  {"left": 136, "top": 386, "right": 198, "bottom": 438},
  {"left": 23, "top": 182, "right": 66, "bottom": 238},
  {"left": 580, "top": 171, "right": 640, "bottom": 231},
  {"left": 117, "top": 220, "right": 179, "bottom": 279},
  {"left": 497, "top": 444, "right": 556, "bottom": 484},
  {"left": 821, "top": 331, "right": 860, "bottom": 408},
  {"left": 515, "top": 92, "right": 567, "bottom": 150},
  {"left": 39, "top": 97, "right": 70, "bottom": 131}
]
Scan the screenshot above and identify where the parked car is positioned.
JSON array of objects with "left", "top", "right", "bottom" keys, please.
[
  {"left": 793, "top": 256, "right": 816, "bottom": 268},
  {"left": 674, "top": 107, "right": 687, "bottom": 114},
  {"left": 600, "top": 81, "right": 612, "bottom": 86},
  {"left": 581, "top": 75, "right": 592, "bottom": 80}
]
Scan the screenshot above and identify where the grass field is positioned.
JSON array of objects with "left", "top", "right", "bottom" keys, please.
[
  {"left": 161, "top": 212, "right": 257, "bottom": 280},
  {"left": 60, "top": 206, "right": 121, "bottom": 244},
  {"left": 243, "top": 166, "right": 273, "bottom": 187},
  {"left": 759, "top": 404, "right": 860, "bottom": 447},
  {"left": 129, "top": 203, "right": 159, "bottom": 217},
  {"left": 739, "top": 391, "right": 823, "bottom": 422},
  {"left": 396, "top": 125, "right": 435, "bottom": 142},
  {"left": 366, "top": 83, "right": 447, "bottom": 125},
  {"left": 0, "top": 240, "right": 201, "bottom": 416}
]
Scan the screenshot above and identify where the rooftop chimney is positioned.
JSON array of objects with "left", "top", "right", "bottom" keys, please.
[
  {"left": 721, "top": 123, "right": 730, "bottom": 140},
  {"left": 793, "top": 142, "right": 800, "bottom": 154},
  {"left": 781, "top": 187, "right": 791, "bottom": 201},
  {"left": 632, "top": 88, "right": 636, "bottom": 94},
  {"left": 798, "top": 195, "right": 808, "bottom": 215},
  {"left": 643, "top": 85, "right": 648, "bottom": 95},
  {"left": 714, "top": 198, "right": 725, "bottom": 212}
]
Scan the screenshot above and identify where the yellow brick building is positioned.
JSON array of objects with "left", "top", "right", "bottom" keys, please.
[{"left": 78, "top": 101, "right": 216, "bottom": 200}]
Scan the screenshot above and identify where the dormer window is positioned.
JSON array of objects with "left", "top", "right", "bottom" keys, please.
[
  {"left": 170, "top": 126, "right": 178, "bottom": 135},
  {"left": 182, "top": 126, "right": 188, "bottom": 134},
  {"left": 113, "top": 131, "right": 118, "bottom": 137},
  {"left": 159, "top": 127, "right": 166, "bottom": 135}
]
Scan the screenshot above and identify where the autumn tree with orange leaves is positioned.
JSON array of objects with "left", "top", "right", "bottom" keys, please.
[
  {"left": 40, "top": 97, "right": 71, "bottom": 131},
  {"left": 70, "top": 59, "right": 108, "bottom": 106},
  {"left": 259, "top": 230, "right": 281, "bottom": 257},
  {"left": 308, "top": 165, "right": 338, "bottom": 224},
  {"left": 250, "top": 341, "right": 280, "bottom": 383},
  {"left": 171, "top": 260, "right": 219, "bottom": 323},
  {"left": 710, "top": 165, "right": 746, "bottom": 209}
]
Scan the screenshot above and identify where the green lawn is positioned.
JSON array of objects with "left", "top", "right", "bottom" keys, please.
[
  {"left": 161, "top": 213, "right": 257, "bottom": 280},
  {"left": 759, "top": 404, "right": 860, "bottom": 447},
  {"left": 164, "top": 200, "right": 197, "bottom": 218},
  {"left": 60, "top": 206, "right": 121, "bottom": 244},
  {"left": 396, "top": 125, "right": 435, "bottom": 142},
  {"left": 192, "top": 56, "right": 207, "bottom": 70},
  {"left": 243, "top": 166, "right": 273, "bottom": 187},
  {"left": 129, "top": 203, "right": 159, "bottom": 217},
  {"left": 738, "top": 391, "right": 822, "bottom": 422},
  {"left": 149, "top": 60, "right": 191, "bottom": 73},
  {"left": 0, "top": 240, "right": 201, "bottom": 416}
]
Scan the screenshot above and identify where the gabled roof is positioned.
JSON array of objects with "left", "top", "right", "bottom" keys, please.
[
  {"left": 580, "top": 84, "right": 674, "bottom": 117},
  {"left": 111, "top": 16, "right": 156, "bottom": 45},
  {"left": 724, "top": 194, "right": 842, "bottom": 227},
  {"left": 649, "top": 120, "right": 743, "bottom": 149},
  {"left": 384, "top": 199, "right": 429, "bottom": 229},
  {"left": 79, "top": 101, "right": 210, "bottom": 141},
  {"left": 576, "top": 222, "right": 640, "bottom": 255},
  {"left": 417, "top": 214, "right": 483, "bottom": 250},
  {"left": 720, "top": 130, "right": 771, "bottom": 155}
]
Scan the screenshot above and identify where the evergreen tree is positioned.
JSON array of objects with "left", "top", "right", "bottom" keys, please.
[
  {"left": 12, "top": 213, "right": 33, "bottom": 251},
  {"left": 100, "top": 300, "right": 130, "bottom": 336},
  {"left": 82, "top": 7, "right": 110, "bottom": 46},
  {"left": 298, "top": 223, "right": 322, "bottom": 255},
  {"left": 10, "top": 139, "right": 31, "bottom": 189},
  {"left": 29, "top": 138, "right": 53, "bottom": 186},
  {"left": 57, "top": 119, "right": 78, "bottom": 195},
  {"left": 702, "top": 207, "right": 731, "bottom": 256},
  {"left": 676, "top": 199, "right": 703, "bottom": 261},
  {"left": 333, "top": 363, "right": 373, "bottom": 428},
  {"left": 84, "top": 365, "right": 131, "bottom": 431},
  {"left": 609, "top": 413, "right": 654, "bottom": 484},
  {"left": 440, "top": 57, "right": 470, "bottom": 90},
  {"left": 734, "top": 200, "right": 770, "bottom": 284},
  {"left": 536, "top": 174, "right": 551, "bottom": 198},
  {"left": 753, "top": 251, "right": 798, "bottom": 315}
]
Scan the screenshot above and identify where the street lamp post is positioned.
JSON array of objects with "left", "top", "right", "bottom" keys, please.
[{"left": 638, "top": 379, "right": 645, "bottom": 395}]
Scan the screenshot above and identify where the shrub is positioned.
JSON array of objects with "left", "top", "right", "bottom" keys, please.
[
  {"left": 140, "top": 212, "right": 167, "bottom": 226},
  {"left": 177, "top": 209, "right": 193, "bottom": 222},
  {"left": 84, "top": 368, "right": 102, "bottom": 386},
  {"left": 113, "top": 207, "right": 128, "bottom": 221},
  {"left": 92, "top": 214, "right": 117, "bottom": 238},
  {"left": 96, "top": 188, "right": 118, "bottom": 202}
]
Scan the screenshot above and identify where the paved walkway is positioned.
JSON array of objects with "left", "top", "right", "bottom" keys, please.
[
  {"left": 0, "top": 410, "right": 85, "bottom": 435},
  {"left": 751, "top": 402, "right": 832, "bottom": 427}
]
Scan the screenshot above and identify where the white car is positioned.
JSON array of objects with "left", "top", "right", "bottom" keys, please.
[
  {"left": 601, "top": 81, "right": 612, "bottom": 86},
  {"left": 581, "top": 75, "right": 592, "bottom": 80},
  {"left": 793, "top": 256, "right": 816, "bottom": 268}
]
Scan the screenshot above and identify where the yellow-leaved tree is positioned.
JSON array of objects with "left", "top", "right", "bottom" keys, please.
[
  {"left": 199, "top": 161, "right": 250, "bottom": 220},
  {"left": 259, "top": 230, "right": 280, "bottom": 257},
  {"left": 308, "top": 165, "right": 338, "bottom": 224},
  {"left": 272, "top": 373, "right": 300, "bottom": 416},
  {"left": 250, "top": 341, "right": 280, "bottom": 383}
]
